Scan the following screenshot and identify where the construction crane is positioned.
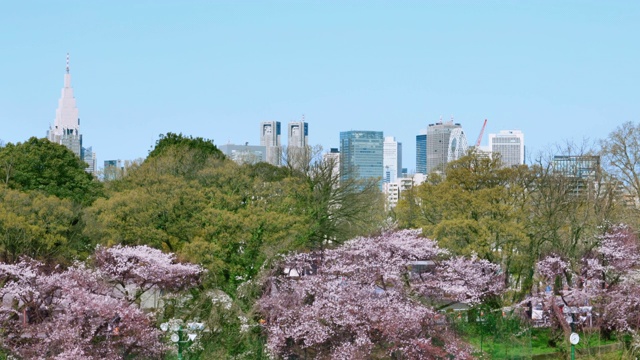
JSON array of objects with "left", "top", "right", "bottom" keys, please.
[{"left": 475, "top": 119, "right": 488, "bottom": 147}]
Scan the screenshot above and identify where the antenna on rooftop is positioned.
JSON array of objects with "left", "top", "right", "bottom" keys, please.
[{"left": 66, "top": 53, "right": 70, "bottom": 74}]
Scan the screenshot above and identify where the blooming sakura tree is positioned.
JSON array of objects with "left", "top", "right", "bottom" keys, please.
[
  {"left": 93, "top": 244, "right": 204, "bottom": 303},
  {"left": 529, "top": 224, "right": 640, "bottom": 340},
  {"left": 257, "top": 229, "right": 504, "bottom": 359},
  {"left": 0, "top": 245, "right": 204, "bottom": 359}
]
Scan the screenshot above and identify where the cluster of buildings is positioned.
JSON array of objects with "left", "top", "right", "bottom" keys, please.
[
  {"left": 216, "top": 117, "right": 527, "bottom": 209},
  {"left": 46, "top": 55, "right": 535, "bottom": 209}
]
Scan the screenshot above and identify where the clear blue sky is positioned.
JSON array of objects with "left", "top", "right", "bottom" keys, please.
[{"left": 1, "top": 1, "right": 638, "bottom": 172}]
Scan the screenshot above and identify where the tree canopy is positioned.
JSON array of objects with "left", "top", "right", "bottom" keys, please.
[{"left": 0, "top": 137, "right": 104, "bottom": 205}]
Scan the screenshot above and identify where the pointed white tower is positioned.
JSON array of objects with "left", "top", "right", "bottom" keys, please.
[
  {"left": 47, "top": 53, "right": 82, "bottom": 157},
  {"left": 46, "top": 54, "right": 97, "bottom": 175}
]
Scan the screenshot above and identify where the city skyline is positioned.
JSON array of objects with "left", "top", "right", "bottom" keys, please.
[{"left": 1, "top": 2, "right": 639, "bottom": 172}]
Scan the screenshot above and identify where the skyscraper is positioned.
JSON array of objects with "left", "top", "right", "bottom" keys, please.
[
  {"left": 383, "top": 136, "right": 402, "bottom": 183},
  {"left": 488, "top": 130, "right": 525, "bottom": 167},
  {"left": 260, "top": 121, "right": 281, "bottom": 166},
  {"left": 416, "top": 132, "right": 427, "bottom": 175},
  {"left": 426, "top": 119, "right": 468, "bottom": 174},
  {"left": 287, "top": 117, "right": 309, "bottom": 169},
  {"left": 340, "top": 130, "right": 384, "bottom": 188},
  {"left": 287, "top": 117, "right": 308, "bottom": 148},
  {"left": 47, "top": 54, "right": 97, "bottom": 175}
]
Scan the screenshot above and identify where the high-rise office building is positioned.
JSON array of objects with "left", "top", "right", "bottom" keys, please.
[
  {"left": 426, "top": 120, "right": 468, "bottom": 174},
  {"left": 488, "top": 130, "right": 525, "bottom": 167},
  {"left": 287, "top": 117, "right": 308, "bottom": 148},
  {"left": 47, "top": 54, "right": 97, "bottom": 175},
  {"left": 383, "top": 136, "right": 402, "bottom": 183},
  {"left": 416, "top": 131, "right": 427, "bottom": 175},
  {"left": 340, "top": 130, "right": 384, "bottom": 188},
  {"left": 287, "top": 117, "right": 309, "bottom": 169},
  {"left": 260, "top": 121, "right": 281, "bottom": 166}
]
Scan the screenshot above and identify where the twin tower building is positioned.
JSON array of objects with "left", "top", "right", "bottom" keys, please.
[{"left": 219, "top": 119, "right": 309, "bottom": 167}]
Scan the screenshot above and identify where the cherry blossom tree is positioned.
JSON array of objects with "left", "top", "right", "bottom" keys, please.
[
  {"left": 528, "top": 224, "right": 640, "bottom": 343},
  {"left": 0, "top": 245, "right": 204, "bottom": 359},
  {"left": 93, "top": 244, "right": 204, "bottom": 303},
  {"left": 257, "top": 229, "right": 504, "bottom": 359}
]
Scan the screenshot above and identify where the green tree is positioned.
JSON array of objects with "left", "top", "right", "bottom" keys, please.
[
  {"left": 0, "top": 188, "right": 81, "bottom": 263},
  {"left": 0, "top": 137, "right": 103, "bottom": 205},
  {"left": 144, "top": 132, "right": 225, "bottom": 179},
  {"left": 396, "top": 151, "right": 530, "bottom": 288},
  {"left": 284, "top": 147, "right": 386, "bottom": 250}
]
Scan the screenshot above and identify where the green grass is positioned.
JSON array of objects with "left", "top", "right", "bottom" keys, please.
[{"left": 452, "top": 315, "right": 623, "bottom": 359}]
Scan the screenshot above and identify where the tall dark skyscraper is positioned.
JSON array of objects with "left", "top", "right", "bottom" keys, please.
[{"left": 416, "top": 133, "right": 427, "bottom": 175}]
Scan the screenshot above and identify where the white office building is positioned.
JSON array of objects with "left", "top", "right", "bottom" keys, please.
[
  {"left": 383, "top": 136, "right": 402, "bottom": 183},
  {"left": 488, "top": 130, "right": 525, "bottom": 167}
]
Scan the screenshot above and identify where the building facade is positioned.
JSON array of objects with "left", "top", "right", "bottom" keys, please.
[
  {"left": 340, "top": 131, "right": 384, "bottom": 188},
  {"left": 260, "top": 121, "right": 281, "bottom": 166},
  {"left": 488, "top": 130, "right": 525, "bottom": 167},
  {"left": 426, "top": 120, "right": 468, "bottom": 174},
  {"left": 287, "top": 118, "right": 309, "bottom": 169},
  {"left": 47, "top": 54, "right": 97, "bottom": 175},
  {"left": 552, "top": 155, "right": 600, "bottom": 179},
  {"left": 416, "top": 132, "right": 427, "bottom": 175},
  {"left": 287, "top": 118, "right": 308, "bottom": 148},
  {"left": 219, "top": 144, "right": 267, "bottom": 165},
  {"left": 383, "top": 136, "right": 402, "bottom": 183}
]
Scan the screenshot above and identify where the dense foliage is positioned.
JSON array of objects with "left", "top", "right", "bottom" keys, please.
[
  {"left": 0, "top": 137, "right": 103, "bottom": 205},
  {"left": 2, "top": 123, "right": 640, "bottom": 358},
  {"left": 395, "top": 148, "right": 629, "bottom": 299}
]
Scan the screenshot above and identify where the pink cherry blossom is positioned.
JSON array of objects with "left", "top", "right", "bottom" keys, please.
[
  {"left": 0, "top": 245, "right": 204, "bottom": 359},
  {"left": 257, "top": 229, "right": 501, "bottom": 359}
]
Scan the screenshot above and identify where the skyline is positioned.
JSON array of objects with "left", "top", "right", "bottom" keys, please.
[{"left": 1, "top": 1, "right": 639, "bottom": 172}]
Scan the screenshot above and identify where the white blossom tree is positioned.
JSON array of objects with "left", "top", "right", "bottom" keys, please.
[
  {"left": 257, "top": 229, "right": 503, "bottom": 359},
  {"left": 0, "top": 245, "right": 204, "bottom": 359}
]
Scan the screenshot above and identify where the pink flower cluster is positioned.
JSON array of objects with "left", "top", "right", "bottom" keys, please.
[
  {"left": 258, "top": 229, "right": 503, "bottom": 359},
  {"left": 0, "top": 245, "right": 204, "bottom": 359}
]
